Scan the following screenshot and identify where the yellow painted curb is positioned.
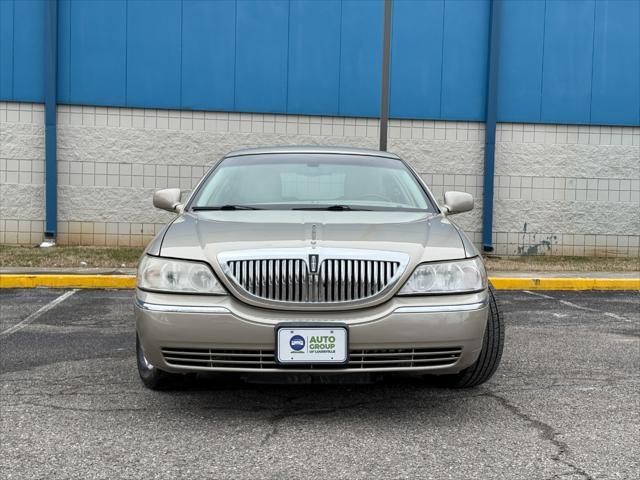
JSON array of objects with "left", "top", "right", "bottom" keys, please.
[
  {"left": 0, "top": 274, "right": 135, "bottom": 289},
  {"left": 489, "top": 277, "right": 640, "bottom": 291},
  {"left": 0, "top": 274, "right": 638, "bottom": 291}
]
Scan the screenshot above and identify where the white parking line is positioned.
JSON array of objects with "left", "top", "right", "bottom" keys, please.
[
  {"left": 524, "top": 290, "right": 632, "bottom": 322},
  {"left": 604, "top": 312, "right": 632, "bottom": 322},
  {"left": 522, "top": 290, "right": 555, "bottom": 299},
  {"left": 0, "top": 290, "right": 78, "bottom": 338},
  {"left": 558, "top": 299, "right": 599, "bottom": 312}
]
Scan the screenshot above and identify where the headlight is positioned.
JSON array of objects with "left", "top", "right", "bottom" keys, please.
[
  {"left": 137, "top": 255, "right": 226, "bottom": 294},
  {"left": 398, "top": 257, "right": 487, "bottom": 295}
]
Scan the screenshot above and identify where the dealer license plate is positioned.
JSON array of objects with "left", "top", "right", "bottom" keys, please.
[{"left": 276, "top": 327, "right": 348, "bottom": 364}]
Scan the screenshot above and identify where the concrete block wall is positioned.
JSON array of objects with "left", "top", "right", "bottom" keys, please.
[
  {"left": 1, "top": 101, "right": 639, "bottom": 256},
  {"left": 494, "top": 124, "right": 640, "bottom": 256}
]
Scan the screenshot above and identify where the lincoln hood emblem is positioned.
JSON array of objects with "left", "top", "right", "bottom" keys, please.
[{"left": 309, "top": 254, "right": 319, "bottom": 274}]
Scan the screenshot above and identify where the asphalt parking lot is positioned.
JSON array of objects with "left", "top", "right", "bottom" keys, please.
[{"left": 0, "top": 288, "right": 638, "bottom": 479}]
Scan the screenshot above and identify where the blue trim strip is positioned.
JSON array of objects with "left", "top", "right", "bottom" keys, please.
[
  {"left": 44, "top": 0, "right": 57, "bottom": 238},
  {"left": 482, "top": 0, "right": 501, "bottom": 252}
]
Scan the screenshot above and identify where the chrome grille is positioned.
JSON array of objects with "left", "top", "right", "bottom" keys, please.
[
  {"left": 162, "top": 347, "right": 462, "bottom": 370},
  {"left": 221, "top": 250, "right": 407, "bottom": 304}
]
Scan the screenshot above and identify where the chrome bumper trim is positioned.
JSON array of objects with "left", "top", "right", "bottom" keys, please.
[
  {"left": 136, "top": 299, "right": 486, "bottom": 315},
  {"left": 393, "top": 301, "right": 487, "bottom": 314},
  {"left": 135, "top": 299, "right": 230, "bottom": 314}
]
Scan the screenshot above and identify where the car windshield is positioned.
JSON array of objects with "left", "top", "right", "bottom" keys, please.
[{"left": 191, "top": 154, "right": 435, "bottom": 212}]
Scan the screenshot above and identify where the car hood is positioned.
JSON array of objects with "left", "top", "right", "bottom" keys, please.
[{"left": 159, "top": 211, "right": 467, "bottom": 268}]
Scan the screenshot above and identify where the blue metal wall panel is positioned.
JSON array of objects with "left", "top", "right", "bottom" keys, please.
[
  {"left": 71, "top": 0, "right": 127, "bottom": 106},
  {"left": 390, "top": 0, "right": 444, "bottom": 119},
  {"left": 0, "top": 0, "right": 14, "bottom": 99},
  {"left": 235, "top": 0, "right": 289, "bottom": 113},
  {"left": 12, "top": 0, "right": 45, "bottom": 102},
  {"left": 287, "top": 0, "right": 341, "bottom": 115},
  {"left": 591, "top": 0, "right": 640, "bottom": 126},
  {"left": 1, "top": 0, "right": 639, "bottom": 126},
  {"left": 541, "top": 0, "right": 596, "bottom": 124},
  {"left": 497, "top": 0, "right": 545, "bottom": 122},
  {"left": 182, "top": 0, "right": 235, "bottom": 111},
  {"left": 56, "top": 0, "right": 71, "bottom": 103},
  {"left": 339, "top": 0, "right": 383, "bottom": 117},
  {"left": 441, "top": 0, "right": 490, "bottom": 121},
  {"left": 126, "top": 0, "right": 182, "bottom": 108}
]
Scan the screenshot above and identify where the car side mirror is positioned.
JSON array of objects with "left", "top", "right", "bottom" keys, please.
[
  {"left": 153, "top": 188, "right": 184, "bottom": 213},
  {"left": 443, "top": 191, "right": 473, "bottom": 215}
]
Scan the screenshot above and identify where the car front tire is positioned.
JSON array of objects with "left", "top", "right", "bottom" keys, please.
[{"left": 433, "top": 284, "right": 504, "bottom": 388}]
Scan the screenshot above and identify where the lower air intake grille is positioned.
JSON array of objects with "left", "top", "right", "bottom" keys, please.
[
  {"left": 161, "top": 348, "right": 277, "bottom": 369},
  {"left": 161, "top": 347, "right": 462, "bottom": 370},
  {"left": 348, "top": 347, "right": 463, "bottom": 368}
]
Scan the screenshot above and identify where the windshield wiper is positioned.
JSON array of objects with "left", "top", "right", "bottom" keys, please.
[
  {"left": 192, "top": 205, "right": 263, "bottom": 211},
  {"left": 292, "top": 205, "right": 371, "bottom": 211}
]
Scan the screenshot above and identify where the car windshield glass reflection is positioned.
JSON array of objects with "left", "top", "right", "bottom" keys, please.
[{"left": 191, "top": 154, "right": 434, "bottom": 212}]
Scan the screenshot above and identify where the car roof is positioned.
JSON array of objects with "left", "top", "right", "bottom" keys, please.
[{"left": 223, "top": 146, "right": 401, "bottom": 160}]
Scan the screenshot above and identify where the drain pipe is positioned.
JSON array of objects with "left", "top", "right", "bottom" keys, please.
[
  {"left": 42, "top": 0, "right": 58, "bottom": 246},
  {"left": 379, "top": 0, "right": 392, "bottom": 151},
  {"left": 481, "top": 0, "right": 502, "bottom": 252}
]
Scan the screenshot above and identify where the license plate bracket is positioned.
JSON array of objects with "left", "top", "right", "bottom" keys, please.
[{"left": 276, "top": 324, "right": 348, "bottom": 365}]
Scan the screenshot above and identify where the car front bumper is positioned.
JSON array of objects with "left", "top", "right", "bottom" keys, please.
[{"left": 135, "top": 289, "right": 489, "bottom": 375}]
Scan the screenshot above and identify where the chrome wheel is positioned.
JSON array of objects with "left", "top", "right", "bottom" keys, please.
[
  {"left": 141, "top": 352, "right": 154, "bottom": 370},
  {"left": 137, "top": 336, "right": 154, "bottom": 371},
  {"left": 136, "top": 333, "right": 182, "bottom": 390}
]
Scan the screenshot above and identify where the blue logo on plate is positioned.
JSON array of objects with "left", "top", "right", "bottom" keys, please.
[{"left": 289, "top": 335, "right": 305, "bottom": 351}]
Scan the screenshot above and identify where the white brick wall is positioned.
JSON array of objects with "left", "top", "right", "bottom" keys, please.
[{"left": 1, "top": 101, "right": 639, "bottom": 256}]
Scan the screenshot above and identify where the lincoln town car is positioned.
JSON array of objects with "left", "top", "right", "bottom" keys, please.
[{"left": 134, "top": 147, "right": 504, "bottom": 389}]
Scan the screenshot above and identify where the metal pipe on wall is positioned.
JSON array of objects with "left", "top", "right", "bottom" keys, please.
[
  {"left": 43, "top": 0, "right": 58, "bottom": 242},
  {"left": 481, "top": 0, "right": 502, "bottom": 252},
  {"left": 379, "top": 0, "right": 392, "bottom": 152}
]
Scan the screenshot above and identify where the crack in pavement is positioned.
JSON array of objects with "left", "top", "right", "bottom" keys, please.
[
  {"left": 3, "top": 399, "right": 310, "bottom": 415},
  {"left": 0, "top": 373, "right": 628, "bottom": 479},
  {"left": 0, "top": 383, "right": 625, "bottom": 480},
  {"left": 4, "top": 400, "right": 151, "bottom": 413},
  {"left": 483, "top": 390, "right": 595, "bottom": 480},
  {"left": 260, "top": 399, "right": 374, "bottom": 447}
]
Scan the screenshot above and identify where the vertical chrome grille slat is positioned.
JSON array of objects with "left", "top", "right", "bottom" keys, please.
[
  {"left": 298, "top": 259, "right": 305, "bottom": 302},
  {"left": 346, "top": 260, "right": 352, "bottom": 301},
  {"left": 281, "top": 259, "right": 287, "bottom": 301},
  {"left": 267, "top": 260, "right": 275, "bottom": 298},
  {"left": 319, "top": 261, "right": 326, "bottom": 302},
  {"left": 254, "top": 260, "right": 259, "bottom": 294},
  {"left": 287, "top": 259, "right": 293, "bottom": 301},
  {"left": 225, "top": 255, "right": 402, "bottom": 304},
  {"left": 336, "top": 259, "right": 340, "bottom": 302},
  {"left": 372, "top": 261, "right": 376, "bottom": 294},
  {"left": 328, "top": 261, "right": 333, "bottom": 302},
  {"left": 273, "top": 260, "right": 277, "bottom": 301}
]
